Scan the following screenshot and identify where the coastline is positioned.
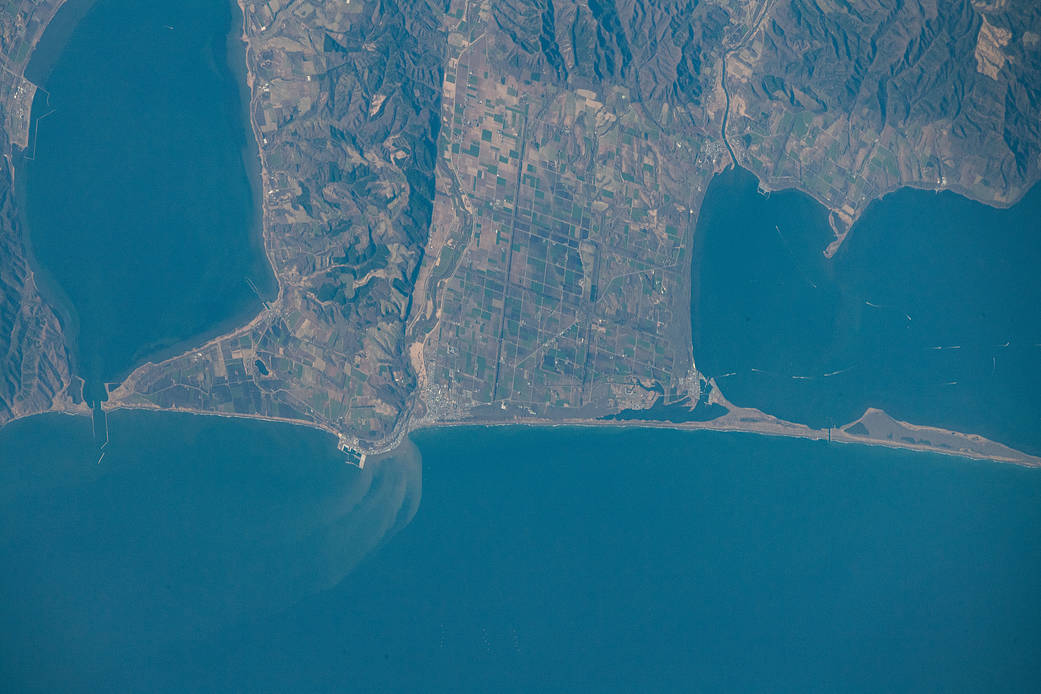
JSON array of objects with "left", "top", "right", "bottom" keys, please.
[
  {"left": 11, "top": 0, "right": 279, "bottom": 401},
  {"left": 746, "top": 169, "right": 1041, "bottom": 259},
  {"left": 2, "top": 1, "right": 1038, "bottom": 473},
  {"left": 234, "top": 0, "right": 283, "bottom": 310},
  {"left": 717, "top": 4, "right": 1041, "bottom": 260},
  {"left": 6, "top": 399, "right": 1039, "bottom": 469},
  {"left": 422, "top": 419, "right": 1041, "bottom": 468},
  {"left": 85, "top": 0, "right": 278, "bottom": 393}
]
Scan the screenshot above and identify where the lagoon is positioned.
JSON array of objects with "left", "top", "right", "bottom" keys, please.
[
  {"left": 20, "top": 0, "right": 274, "bottom": 401},
  {"left": 692, "top": 167, "right": 1041, "bottom": 455}
]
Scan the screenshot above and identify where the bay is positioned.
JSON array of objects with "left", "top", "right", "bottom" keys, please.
[
  {"left": 19, "top": 0, "right": 274, "bottom": 402},
  {"left": 692, "top": 167, "right": 1041, "bottom": 454}
]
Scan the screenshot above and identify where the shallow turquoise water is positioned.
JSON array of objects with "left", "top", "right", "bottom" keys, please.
[
  {"left": 20, "top": 0, "right": 274, "bottom": 400},
  {"left": 1, "top": 415, "right": 1038, "bottom": 692},
  {"left": 692, "top": 167, "right": 1041, "bottom": 454}
]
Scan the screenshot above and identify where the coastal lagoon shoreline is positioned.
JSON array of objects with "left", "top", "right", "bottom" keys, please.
[
  {"left": 4, "top": 0, "right": 1039, "bottom": 475},
  {"left": 9, "top": 398, "right": 1038, "bottom": 470},
  {"left": 15, "top": 0, "right": 276, "bottom": 402}
]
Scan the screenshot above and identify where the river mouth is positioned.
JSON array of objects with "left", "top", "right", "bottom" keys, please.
[
  {"left": 18, "top": 0, "right": 275, "bottom": 403},
  {"left": 691, "top": 166, "right": 1041, "bottom": 455}
]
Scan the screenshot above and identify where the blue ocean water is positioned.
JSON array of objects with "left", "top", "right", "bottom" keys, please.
[
  {"left": 3, "top": 2, "right": 1039, "bottom": 692},
  {"left": 2, "top": 417, "right": 1038, "bottom": 692},
  {"left": 692, "top": 167, "right": 1041, "bottom": 454},
  {"left": 0, "top": 411, "right": 420, "bottom": 692},
  {"left": 19, "top": 0, "right": 274, "bottom": 400}
]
